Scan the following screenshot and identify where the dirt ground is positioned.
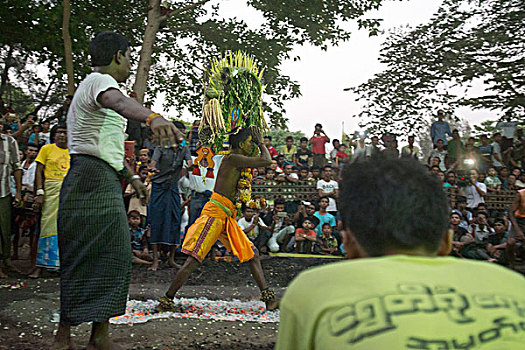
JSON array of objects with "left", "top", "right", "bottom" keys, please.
[{"left": 0, "top": 251, "right": 330, "bottom": 350}]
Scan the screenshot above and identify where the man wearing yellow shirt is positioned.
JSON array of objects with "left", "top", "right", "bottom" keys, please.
[
  {"left": 276, "top": 156, "right": 525, "bottom": 350},
  {"left": 278, "top": 136, "right": 297, "bottom": 163},
  {"left": 30, "top": 124, "right": 70, "bottom": 278}
]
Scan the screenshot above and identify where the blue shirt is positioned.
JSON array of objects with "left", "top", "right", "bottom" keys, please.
[
  {"left": 130, "top": 227, "right": 147, "bottom": 250},
  {"left": 430, "top": 121, "right": 452, "bottom": 145},
  {"left": 313, "top": 211, "right": 336, "bottom": 236}
]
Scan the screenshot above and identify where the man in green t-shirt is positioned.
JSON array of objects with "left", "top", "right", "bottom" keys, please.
[{"left": 276, "top": 156, "right": 525, "bottom": 350}]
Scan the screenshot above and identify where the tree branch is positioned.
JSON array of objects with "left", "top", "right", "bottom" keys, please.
[
  {"left": 160, "top": 0, "right": 211, "bottom": 21},
  {"left": 32, "top": 77, "right": 57, "bottom": 115}
]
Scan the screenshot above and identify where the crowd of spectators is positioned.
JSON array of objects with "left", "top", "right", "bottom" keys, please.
[{"left": 1, "top": 104, "right": 524, "bottom": 278}]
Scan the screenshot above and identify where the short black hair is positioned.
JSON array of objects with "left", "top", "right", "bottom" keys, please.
[
  {"left": 332, "top": 139, "right": 340, "bottom": 145},
  {"left": 229, "top": 128, "right": 252, "bottom": 149},
  {"left": 274, "top": 198, "right": 285, "bottom": 206},
  {"left": 26, "top": 143, "right": 38, "bottom": 149},
  {"left": 315, "top": 123, "right": 322, "bottom": 128},
  {"left": 264, "top": 135, "right": 271, "bottom": 141},
  {"left": 322, "top": 223, "right": 332, "bottom": 229},
  {"left": 338, "top": 156, "right": 449, "bottom": 256},
  {"left": 318, "top": 196, "right": 329, "bottom": 203},
  {"left": 300, "top": 137, "right": 308, "bottom": 143},
  {"left": 173, "top": 121, "right": 185, "bottom": 131},
  {"left": 89, "top": 31, "right": 131, "bottom": 67},
  {"left": 285, "top": 136, "right": 293, "bottom": 142}
]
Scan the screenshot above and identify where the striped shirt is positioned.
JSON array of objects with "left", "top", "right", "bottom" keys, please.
[{"left": 0, "top": 133, "right": 21, "bottom": 198}]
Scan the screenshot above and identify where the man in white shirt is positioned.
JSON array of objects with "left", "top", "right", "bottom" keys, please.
[
  {"left": 459, "top": 169, "right": 487, "bottom": 210},
  {"left": 21, "top": 143, "right": 38, "bottom": 192},
  {"left": 491, "top": 132, "right": 503, "bottom": 168},
  {"left": 316, "top": 165, "right": 339, "bottom": 215},
  {"left": 237, "top": 206, "right": 271, "bottom": 251}
]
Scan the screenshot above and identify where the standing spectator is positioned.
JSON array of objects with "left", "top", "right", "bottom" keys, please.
[
  {"left": 430, "top": 109, "right": 452, "bottom": 148},
  {"left": 491, "top": 132, "right": 503, "bottom": 169},
  {"left": 458, "top": 169, "right": 487, "bottom": 211},
  {"left": 477, "top": 134, "right": 493, "bottom": 171},
  {"left": 30, "top": 124, "right": 70, "bottom": 278},
  {"left": 263, "top": 136, "right": 278, "bottom": 160},
  {"left": 309, "top": 123, "right": 329, "bottom": 167},
  {"left": 366, "top": 135, "right": 381, "bottom": 158},
  {"left": 143, "top": 128, "right": 157, "bottom": 155},
  {"left": 401, "top": 135, "right": 420, "bottom": 159},
  {"left": 149, "top": 143, "right": 191, "bottom": 271},
  {"left": 295, "top": 137, "right": 312, "bottom": 168},
  {"left": 3, "top": 111, "right": 20, "bottom": 133},
  {"left": 447, "top": 129, "right": 463, "bottom": 164},
  {"left": 237, "top": 207, "right": 271, "bottom": 252},
  {"left": 329, "top": 139, "right": 340, "bottom": 163},
  {"left": 278, "top": 136, "right": 296, "bottom": 163},
  {"left": 29, "top": 120, "right": 51, "bottom": 146},
  {"left": 316, "top": 166, "right": 339, "bottom": 216},
  {"left": 137, "top": 148, "right": 151, "bottom": 169},
  {"left": 382, "top": 139, "right": 399, "bottom": 158},
  {"left": 53, "top": 95, "right": 73, "bottom": 123},
  {"left": 0, "top": 124, "right": 22, "bottom": 278},
  {"left": 429, "top": 139, "right": 447, "bottom": 171},
  {"left": 313, "top": 197, "right": 336, "bottom": 236},
  {"left": 55, "top": 31, "right": 182, "bottom": 349},
  {"left": 349, "top": 131, "right": 367, "bottom": 163},
  {"left": 496, "top": 117, "right": 519, "bottom": 152}
]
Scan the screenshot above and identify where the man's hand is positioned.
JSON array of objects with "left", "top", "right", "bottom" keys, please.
[
  {"left": 250, "top": 126, "right": 263, "bottom": 144},
  {"left": 33, "top": 195, "right": 44, "bottom": 212},
  {"left": 150, "top": 116, "right": 185, "bottom": 148},
  {"left": 131, "top": 178, "right": 150, "bottom": 206}
]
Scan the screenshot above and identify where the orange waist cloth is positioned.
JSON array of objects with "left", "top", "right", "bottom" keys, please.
[
  {"left": 515, "top": 189, "right": 525, "bottom": 218},
  {"left": 182, "top": 192, "right": 255, "bottom": 262}
]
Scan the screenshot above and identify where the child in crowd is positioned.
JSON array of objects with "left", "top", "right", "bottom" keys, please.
[
  {"left": 129, "top": 210, "right": 151, "bottom": 265},
  {"left": 335, "top": 144, "right": 349, "bottom": 168},
  {"left": 124, "top": 166, "right": 150, "bottom": 227},
  {"left": 484, "top": 167, "right": 502, "bottom": 192},
  {"left": 294, "top": 217, "right": 316, "bottom": 253},
  {"left": 315, "top": 223, "right": 339, "bottom": 255}
]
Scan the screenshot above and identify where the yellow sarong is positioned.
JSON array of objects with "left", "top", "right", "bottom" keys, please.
[{"left": 182, "top": 192, "right": 255, "bottom": 262}]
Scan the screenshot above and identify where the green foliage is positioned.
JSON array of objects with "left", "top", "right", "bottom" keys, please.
[
  {"left": 266, "top": 128, "right": 307, "bottom": 150},
  {"left": 351, "top": 0, "right": 525, "bottom": 136},
  {"left": 472, "top": 120, "right": 498, "bottom": 138}
]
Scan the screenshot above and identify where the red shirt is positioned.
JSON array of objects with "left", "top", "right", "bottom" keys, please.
[
  {"left": 311, "top": 136, "right": 328, "bottom": 155},
  {"left": 336, "top": 151, "right": 349, "bottom": 159},
  {"left": 295, "top": 228, "right": 316, "bottom": 239},
  {"left": 268, "top": 146, "right": 278, "bottom": 159}
]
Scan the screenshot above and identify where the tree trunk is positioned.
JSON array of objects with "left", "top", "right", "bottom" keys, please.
[
  {"left": 132, "top": 0, "right": 161, "bottom": 104},
  {"left": 0, "top": 46, "right": 14, "bottom": 114},
  {"left": 62, "top": 0, "right": 75, "bottom": 95}
]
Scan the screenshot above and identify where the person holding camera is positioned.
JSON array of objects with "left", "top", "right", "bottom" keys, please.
[
  {"left": 309, "top": 123, "right": 330, "bottom": 167},
  {"left": 458, "top": 169, "right": 486, "bottom": 211}
]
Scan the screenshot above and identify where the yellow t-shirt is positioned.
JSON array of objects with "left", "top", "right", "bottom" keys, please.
[
  {"left": 276, "top": 255, "right": 525, "bottom": 350},
  {"left": 35, "top": 143, "right": 70, "bottom": 181}
]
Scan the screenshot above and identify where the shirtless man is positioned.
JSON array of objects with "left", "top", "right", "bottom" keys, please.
[{"left": 158, "top": 126, "right": 279, "bottom": 311}]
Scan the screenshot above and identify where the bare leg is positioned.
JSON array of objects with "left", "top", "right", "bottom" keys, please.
[
  {"left": 86, "top": 322, "right": 123, "bottom": 350},
  {"left": 248, "top": 248, "right": 279, "bottom": 310},
  {"left": 168, "top": 245, "right": 182, "bottom": 268},
  {"left": 0, "top": 266, "right": 6, "bottom": 278},
  {"left": 28, "top": 267, "right": 42, "bottom": 279},
  {"left": 165, "top": 255, "right": 201, "bottom": 298},
  {"left": 52, "top": 321, "right": 75, "bottom": 350},
  {"left": 149, "top": 244, "right": 159, "bottom": 271}
]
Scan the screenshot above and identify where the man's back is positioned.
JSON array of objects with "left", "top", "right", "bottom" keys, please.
[{"left": 277, "top": 255, "right": 525, "bottom": 350}]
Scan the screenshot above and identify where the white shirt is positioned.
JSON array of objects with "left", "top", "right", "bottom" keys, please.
[
  {"left": 21, "top": 160, "right": 36, "bottom": 191},
  {"left": 316, "top": 179, "right": 339, "bottom": 211},
  {"left": 430, "top": 149, "right": 448, "bottom": 171},
  {"left": 496, "top": 121, "right": 519, "bottom": 138},
  {"left": 67, "top": 72, "right": 127, "bottom": 172},
  {"left": 462, "top": 182, "right": 486, "bottom": 209},
  {"left": 237, "top": 217, "right": 265, "bottom": 238},
  {"left": 185, "top": 155, "right": 224, "bottom": 193}
]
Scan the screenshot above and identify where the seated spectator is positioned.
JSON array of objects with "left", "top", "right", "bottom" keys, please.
[
  {"left": 264, "top": 199, "right": 296, "bottom": 253},
  {"left": 311, "top": 165, "right": 321, "bottom": 181},
  {"left": 295, "top": 137, "right": 312, "bottom": 168},
  {"left": 264, "top": 135, "right": 278, "bottom": 159},
  {"left": 477, "top": 171, "right": 486, "bottom": 184},
  {"left": 461, "top": 211, "right": 495, "bottom": 261},
  {"left": 335, "top": 144, "right": 349, "bottom": 168},
  {"left": 279, "top": 136, "right": 297, "bottom": 163},
  {"left": 276, "top": 163, "right": 298, "bottom": 183},
  {"left": 298, "top": 167, "right": 309, "bottom": 181},
  {"left": 486, "top": 217, "right": 511, "bottom": 265},
  {"left": 276, "top": 156, "right": 525, "bottom": 350},
  {"left": 458, "top": 169, "right": 486, "bottom": 211},
  {"left": 449, "top": 211, "right": 469, "bottom": 256},
  {"left": 129, "top": 210, "right": 151, "bottom": 265},
  {"left": 294, "top": 217, "right": 316, "bottom": 253},
  {"left": 237, "top": 206, "right": 271, "bottom": 252},
  {"left": 314, "top": 223, "right": 339, "bottom": 255},
  {"left": 254, "top": 167, "right": 266, "bottom": 180},
  {"left": 505, "top": 173, "right": 519, "bottom": 191},
  {"left": 329, "top": 139, "right": 340, "bottom": 163},
  {"left": 516, "top": 172, "right": 525, "bottom": 189},
  {"left": 484, "top": 167, "right": 502, "bottom": 192},
  {"left": 498, "top": 166, "right": 509, "bottom": 188},
  {"left": 446, "top": 171, "right": 457, "bottom": 187},
  {"left": 313, "top": 197, "right": 336, "bottom": 236},
  {"left": 293, "top": 201, "right": 318, "bottom": 228},
  {"left": 478, "top": 134, "right": 492, "bottom": 171},
  {"left": 124, "top": 166, "right": 150, "bottom": 225},
  {"left": 265, "top": 168, "right": 276, "bottom": 181}
]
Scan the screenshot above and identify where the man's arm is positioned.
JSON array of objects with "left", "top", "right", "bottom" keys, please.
[
  {"left": 225, "top": 127, "right": 272, "bottom": 168},
  {"left": 472, "top": 182, "right": 486, "bottom": 197}
]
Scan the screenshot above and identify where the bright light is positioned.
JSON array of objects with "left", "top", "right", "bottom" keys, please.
[{"left": 464, "top": 158, "right": 475, "bottom": 166}]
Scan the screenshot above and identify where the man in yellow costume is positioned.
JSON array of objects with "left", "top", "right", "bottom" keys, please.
[{"left": 158, "top": 126, "right": 279, "bottom": 311}]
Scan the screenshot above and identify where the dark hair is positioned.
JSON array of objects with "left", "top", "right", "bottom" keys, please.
[
  {"left": 138, "top": 166, "right": 148, "bottom": 173},
  {"left": 315, "top": 123, "right": 322, "bottom": 128},
  {"left": 51, "top": 123, "right": 67, "bottom": 143},
  {"left": 332, "top": 139, "right": 340, "bottom": 145},
  {"left": 264, "top": 135, "right": 271, "bottom": 141},
  {"left": 493, "top": 218, "right": 505, "bottom": 226},
  {"left": 89, "top": 31, "right": 131, "bottom": 67},
  {"left": 229, "top": 128, "right": 252, "bottom": 149},
  {"left": 322, "top": 222, "right": 332, "bottom": 229},
  {"left": 338, "top": 156, "right": 449, "bottom": 256},
  {"left": 285, "top": 136, "right": 293, "bottom": 142},
  {"left": 274, "top": 198, "right": 285, "bottom": 206},
  {"left": 173, "top": 121, "right": 186, "bottom": 131},
  {"left": 311, "top": 165, "right": 320, "bottom": 171},
  {"left": 300, "top": 137, "right": 308, "bottom": 143},
  {"left": 65, "top": 95, "right": 74, "bottom": 100},
  {"left": 26, "top": 142, "right": 38, "bottom": 149},
  {"left": 128, "top": 210, "right": 141, "bottom": 218},
  {"left": 318, "top": 196, "right": 329, "bottom": 203},
  {"left": 323, "top": 165, "right": 332, "bottom": 171},
  {"left": 493, "top": 132, "right": 501, "bottom": 137}
]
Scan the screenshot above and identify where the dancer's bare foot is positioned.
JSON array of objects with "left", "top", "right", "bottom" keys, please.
[
  {"left": 155, "top": 296, "right": 183, "bottom": 313},
  {"left": 86, "top": 338, "right": 124, "bottom": 350},
  {"left": 265, "top": 298, "right": 280, "bottom": 311},
  {"left": 53, "top": 323, "right": 75, "bottom": 350},
  {"left": 148, "top": 261, "right": 159, "bottom": 271},
  {"left": 0, "top": 268, "right": 7, "bottom": 279},
  {"left": 28, "top": 267, "right": 42, "bottom": 279},
  {"left": 52, "top": 338, "right": 76, "bottom": 350}
]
